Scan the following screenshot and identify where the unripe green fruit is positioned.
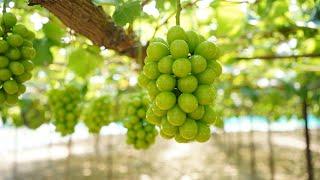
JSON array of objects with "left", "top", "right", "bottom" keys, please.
[
  {"left": 195, "top": 41, "right": 218, "bottom": 60},
  {"left": 2, "top": 13, "right": 17, "bottom": 29},
  {"left": 167, "top": 26, "right": 188, "bottom": 45},
  {"left": 146, "top": 81, "right": 160, "bottom": 99},
  {"left": 196, "top": 68, "right": 217, "bottom": 84},
  {"left": 15, "top": 72, "right": 32, "bottom": 83},
  {"left": 5, "top": 94, "right": 18, "bottom": 105},
  {"left": 195, "top": 122, "right": 211, "bottom": 142},
  {"left": 150, "top": 37, "right": 168, "bottom": 46},
  {"left": 138, "top": 73, "right": 150, "bottom": 88},
  {"left": 143, "top": 62, "right": 160, "bottom": 80},
  {"left": 0, "top": 28, "right": 3, "bottom": 37},
  {"left": 6, "top": 48, "right": 21, "bottom": 60},
  {"left": 161, "top": 117, "right": 178, "bottom": 136},
  {"left": 0, "top": 56, "right": 9, "bottom": 68},
  {"left": 0, "top": 90, "right": 5, "bottom": 103},
  {"left": 186, "top": 31, "right": 199, "bottom": 53},
  {"left": 146, "top": 108, "right": 161, "bottom": 125},
  {"left": 21, "top": 60, "right": 34, "bottom": 72},
  {"left": 0, "top": 69, "right": 11, "bottom": 81},
  {"left": 155, "top": 91, "right": 176, "bottom": 110},
  {"left": 207, "top": 60, "right": 222, "bottom": 78},
  {"left": 194, "top": 85, "right": 216, "bottom": 105},
  {"left": 25, "top": 31, "right": 35, "bottom": 40},
  {"left": 188, "top": 105, "right": 205, "bottom": 120},
  {"left": 202, "top": 106, "right": 217, "bottom": 124},
  {"left": 137, "top": 108, "right": 146, "bottom": 118},
  {"left": 156, "top": 74, "right": 176, "bottom": 91},
  {"left": 160, "top": 130, "right": 174, "bottom": 139},
  {"left": 178, "top": 93, "right": 198, "bottom": 113},
  {"left": 7, "top": 34, "right": 24, "bottom": 47},
  {"left": 170, "top": 40, "right": 189, "bottom": 59},
  {"left": 179, "top": 118, "right": 198, "bottom": 140},
  {"left": 9, "top": 61, "right": 25, "bottom": 75},
  {"left": 0, "top": 40, "right": 9, "bottom": 53},
  {"left": 147, "top": 42, "right": 169, "bottom": 61},
  {"left": 23, "top": 40, "right": 33, "bottom": 47},
  {"left": 3, "top": 80, "right": 19, "bottom": 94},
  {"left": 177, "top": 75, "right": 198, "bottom": 93},
  {"left": 17, "top": 84, "right": 26, "bottom": 94},
  {"left": 172, "top": 58, "right": 191, "bottom": 77},
  {"left": 158, "top": 55, "right": 173, "bottom": 74},
  {"left": 175, "top": 133, "right": 190, "bottom": 143},
  {"left": 190, "top": 55, "right": 207, "bottom": 74},
  {"left": 167, "top": 105, "right": 186, "bottom": 126},
  {"left": 21, "top": 46, "right": 36, "bottom": 59},
  {"left": 12, "top": 24, "right": 28, "bottom": 37},
  {"left": 151, "top": 103, "right": 167, "bottom": 117}
]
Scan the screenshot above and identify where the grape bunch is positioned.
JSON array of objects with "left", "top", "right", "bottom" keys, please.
[
  {"left": 122, "top": 93, "right": 158, "bottom": 149},
  {"left": 48, "top": 85, "right": 82, "bottom": 136},
  {"left": 0, "top": 13, "right": 36, "bottom": 105},
  {"left": 138, "top": 26, "right": 222, "bottom": 143},
  {"left": 83, "top": 95, "right": 113, "bottom": 133}
]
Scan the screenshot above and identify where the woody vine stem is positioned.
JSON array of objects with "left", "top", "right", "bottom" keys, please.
[{"left": 176, "top": 0, "right": 181, "bottom": 25}]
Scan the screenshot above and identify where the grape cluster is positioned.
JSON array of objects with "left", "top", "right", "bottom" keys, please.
[
  {"left": 83, "top": 96, "right": 113, "bottom": 133},
  {"left": 138, "top": 26, "right": 222, "bottom": 143},
  {"left": 122, "top": 93, "right": 158, "bottom": 149},
  {"left": 48, "top": 85, "right": 81, "bottom": 136},
  {"left": 0, "top": 13, "right": 36, "bottom": 105}
]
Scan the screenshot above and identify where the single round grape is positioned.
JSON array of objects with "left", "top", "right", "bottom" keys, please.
[
  {"left": 190, "top": 55, "right": 207, "bottom": 74},
  {"left": 21, "top": 60, "right": 34, "bottom": 72},
  {"left": 21, "top": 46, "right": 36, "bottom": 59},
  {"left": 158, "top": 55, "right": 173, "bottom": 74},
  {"left": 151, "top": 103, "right": 167, "bottom": 117},
  {"left": 167, "top": 105, "right": 186, "bottom": 126},
  {"left": 177, "top": 75, "right": 198, "bottom": 93},
  {"left": 9, "top": 61, "right": 25, "bottom": 75},
  {"left": 7, "top": 34, "right": 23, "bottom": 47},
  {"left": 202, "top": 106, "right": 217, "bottom": 124},
  {"left": 195, "top": 41, "right": 218, "bottom": 60},
  {"left": 146, "top": 108, "right": 161, "bottom": 125},
  {"left": 170, "top": 39, "right": 189, "bottom": 59},
  {"left": 172, "top": 58, "right": 191, "bottom": 78},
  {"left": 12, "top": 24, "right": 28, "bottom": 37},
  {"left": 186, "top": 31, "right": 199, "bottom": 53},
  {"left": 0, "top": 40, "right": 9, "bottom": 53},
  {"left": 0, "top": 69, "right": 11, "bottom": 81},
  {"left": 15, "top": 72, "right": 32, "bottom": 83},
  {"left": 188, "top": 105, "right": 205, "bottom": 120},
  {"left": 196, "top": 68, "right": 217, "bottom": 84},
  {"left": 137, "top": 108, "right": 146, "bottom": 118},
  {"left": 138, "top": 73, "right": 150, "bottom": 88},
  {"left": 5, "top": 94, "right": 18, "bottom": 105},
  {"left": 167, "top": 26, "right": 188, "bottom": 45},
  {"left": 143, "top": 62, "right": 160, "bottom": 80},
  {"left": 194, "top": 85, "right": 216, "bottom": 105},
  {"left": 179, "top": 118, "right": 198, "bottom": 140},
  {"left": 17, "top": 84, "right": 26, "bottom": 94},
  {"left": 6, "top": 48, "right": 21, "bottom": 60},
  {"left": 2, "top": 13, "right": 17, "bottom": 29},
  {"left": 161, "top": 117, "right": 178, "bottom": 136},
  {"left": 146, "top": 81, "right": 160, "bottom": 99},
  {"left": 160, "top": 130, "right": 174, "bottom": 139},
  {"left": 0, "top": 56, "right": 9, "bottom": 68},
  {"left": 175, "top": 133, "right": 190, "bottom": 143},
  {"left": 207, "top": 60, "right": 222, "bottom": 78},
  {"left": 156, "top": 74, "right": 176, "bottom": 91},
  {"left": 25, "top": 31, "right": 35, "bottom": 40},
  {"left": 3, "top": 80, "right": 19, "bottom": 94},
  {"left": 155, "top": 91, "right": 176, "bottom": 110},
  {"left": 195, "top": 122, "right": 211, "bottom": 142},
  {"left": 178, "top": 93, "right": 198, "bottom": 113},
  {"left": 146, "top": 42, "right": 169, "bottom": 61}
]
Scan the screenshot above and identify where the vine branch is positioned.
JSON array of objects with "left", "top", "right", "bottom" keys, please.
[
  {"left": 176, "top": 0, "right": 181, "bottom": 25},
  {"left": 235, "top": 54, "right": 320, "bottom": 60}
]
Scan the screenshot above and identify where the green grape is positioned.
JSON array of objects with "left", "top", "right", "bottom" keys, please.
[
  {"left": 83, "top": 96, "right": 113, "bottom": 134},
  {"left": 6, "top": 48, "right": 21, "bottom": 60},
  {"left": 0, "top": 91, "right": 5, "bottom": 103},
  {"left": 21, "top": 46, "right": 36, "bottom": 59},
  {"left": 15, "top": 72, "right": 32, "bottom": 83},
  {"left": 0, "top": 56, "right": 9, "bottom": 68},
  {"left": 170, "top": 40, "right": 189, "bottom": 59},
  {"left": 146, "top": 42, "right": 169, "bottom": 61},
  {"left": 21, "top": 60, "right": 34, "bottom": 72},
  {"left": 167, "top": 105, "right": 186, "bottom": 126},
  {"left": 190, "top": 55, "right": 207, "bottom": 74},
  {"left": 1, "top": 13, "right": 17, "bottom": 29},
  {"left": 0, "top": 69, "right": 12, "bottom": 81},
  {"left": 7, "top": 34, "right": 23, "bottom": 47},
  {"left": 5, "top": 94, "right": 18, "bottom": 105},
  {"left": 0, "top": 40, "right": 9, "bottom": 53},
  {"left": 156, "top": 74, "right": 176, "bottom": 91},
  {"left": 178, "top": 93, "right": 198, "bottom": 113},
  {"left": 172, "top": 58, "right": 191, "bottom": 77},
  {"left": 17, "top": 84, "right": 26, "bottom": 94},
  {"left": 167, "top": 26, "right": 188, "bottom": 45},
  {"left": 19, "top": 99, "right": 48, "bottom": 129},
  {"left": 12, "top": 24, "right": 28, "bottom": 37},
  {"left": 155, "top": 91, "right": 176, "bottom": 110},
  {"left": 9, "top": 61, "right": 25, "bottom": 75},
  {"left": 158, "top": 55, "right": 173, "bottom": 74},
  {"left": 179, "top": 118, "right": 198, "bottom": 140},
  {"left": 177, "top": 75, "right": 198, "bottom": 93},
  {"left": 139, "top": 26, "right": 222, "bottom": 143},
  {"left": 3, "top": 80, "right": 19, "bottom": 94}
]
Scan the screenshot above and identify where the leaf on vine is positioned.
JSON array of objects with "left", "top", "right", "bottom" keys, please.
[
  {"left": 32, "top": 38, "right": 54, "bottom": 66},
  {"left": 112, "top": 1, "right": 141, "bottom": 26},
  {"left": 42, "top": 21, "right": 66, "bottom": 45}
]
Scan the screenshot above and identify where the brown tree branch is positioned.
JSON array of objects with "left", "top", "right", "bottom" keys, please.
[
  {"left": 28, "top": 0, "right": 145, "bottom": 60},
  {"left": 235, "top": 54, "right": 320, "bottom": 60}
]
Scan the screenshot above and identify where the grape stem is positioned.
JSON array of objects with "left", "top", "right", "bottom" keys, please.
[
  {"left": 2, "top": 0, "right": 7, "bottom": 14},
  {"left": 176, "top": 0, "right": 182, "bottom": 25}
]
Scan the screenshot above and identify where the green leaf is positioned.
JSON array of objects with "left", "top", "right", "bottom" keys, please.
[
  {"left": 42, "top": 21, "right": 65, "bottom": 45},
  {"left": 67, "top": 46, "right": 103, "bottom": 78},
  {"left": 112, "top": 1, "right": 141, "bottom": 26},
  {"left": 92, "top": 0, "right": 119, "bottom": 5},
  {"left": 32, "top": 38, "right": 54, "bottom": 66}
]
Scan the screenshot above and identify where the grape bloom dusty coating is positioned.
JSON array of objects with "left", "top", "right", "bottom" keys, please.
[
  {"left": 121, "top": 92, "right": 158, "bottom": 149},
  {"left": 0, "top": 13, "right": 36, "bottom": 105},
  {"left": 48, "top": 85, "right": 82, "bottom": 136},
  {"left": 83, "top": 95, "right": 113, "bottom": 133},
  {"left": 138, "top": 26, "right": 222, "bottom": 143}
]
